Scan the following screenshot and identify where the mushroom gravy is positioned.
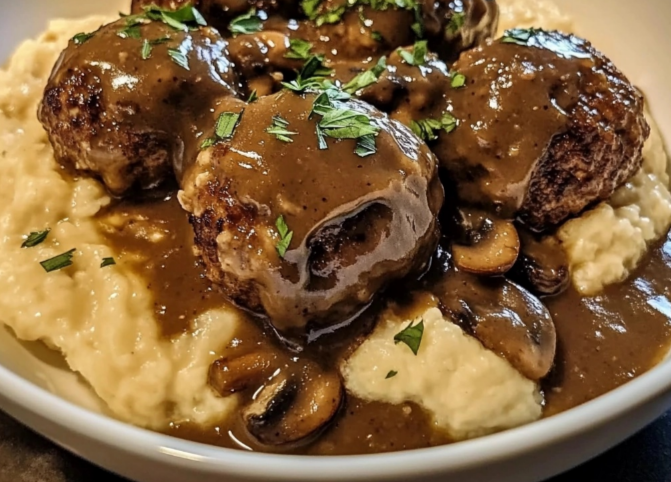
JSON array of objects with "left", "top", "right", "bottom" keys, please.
[{"left": 98, "top": 193, "right": 671, "bottom": 454}]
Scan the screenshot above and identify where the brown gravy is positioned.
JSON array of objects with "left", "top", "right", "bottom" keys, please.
[{"left": 97, "top": 193, "right": 671, "bottom": 454}]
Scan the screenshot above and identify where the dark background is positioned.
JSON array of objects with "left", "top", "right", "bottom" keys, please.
[{"left": 1, "top": 409, "right": 670, "bottom": 482}]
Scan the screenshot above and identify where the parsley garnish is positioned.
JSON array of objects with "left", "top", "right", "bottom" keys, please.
[
  {"left": 247, "top": 90, "right": 258, "bottom": 103},
  {"left": 371, "top": 31, "right": 383, "bottom": 42},
  {"left": 319, "top": 108, "right": 379, "bottom": 140},
  {"left": 342, "top": 56, "right": 387, "bottom": 94},
  {"left": 446, "top": 12, "right": 465, "bottom": 35},
  {"left": 355, "top": 134, "right": 377, "bottom": 157},
  {"left": 229, "top": 9, "right": 263, "bottom": 35},
  {"left": 40, "top": 249, "right": 76, "bottom": 273},
  {"left": 315, "top": 5, "right": 347, "bottom": 26},
  {"left": 266, "top": 115, "right": 297, "bottom": 143},
  {"left": 168, "top": 48, "right": 189, "bottom": 70},
  {"left": 143, "top": 4, "right": 207, "bottom": 31},
  {"left": 73, "top": 32, "right": 95, "bottom": 45},
  {"left": 21, "top": 229, "right": 50, "bottom": 248},
  {"left": 282, "top": 55, "right": 332, "bottom": 93},
  {"left": 386, "top": 370, "right": 398, "bottom": 379},
  {"left": 101, "top": 257, "right": 116, "bottom": 268},
  {"left": 141, "top": 37, "right": 170, "bottom": 60},
  {"left": 451, "top": 71, "right": 466, "bottom": 88},
  {"left": 284, "top": 38, "right": 313, "bottom": 60},
  {"left": 501, "top": 28, "right": 542, "bottom": 46},
  {"left": 275, "top": 215, "right": 294, "bottom": 258},
  {"left": 301, "top": 0, "right": 324, "bottom": 19},
  {"left": 201, "top": 111, "right": 244, "bottom": 148},
  {"left": 410, "top": 113, "right": 457, "bottom": 141},
  {"left": 393, "top": 318, "right": 424, "bottom": 355},
  {"left": 398, "top": 40, "right": 427, "bottom": 66}
]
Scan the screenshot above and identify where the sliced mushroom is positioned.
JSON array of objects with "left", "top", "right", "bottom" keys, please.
[
  {"left": 449, "top": 209, "right": 520, "bottom": 276},
  {"left": 242, "top": 363, "right": 344, "bottom": 447},
  {"left": 510, "top": 231, "right": 570, "bottom": 296},
  {"left": 429, "top": 255, "right": 556, "bottom": 380},
  {"left": 208, "top": 351, "right": 279, "bottom": 395}
]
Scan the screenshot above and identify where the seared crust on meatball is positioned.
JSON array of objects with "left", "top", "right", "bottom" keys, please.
[
  {"left": 38, "top": 19, "right": 240, "bottom": 196},
  {"left": 436, "top": 30, "right": 649, "bottom": 230},
  {"left": 179, "top": 92, "right": 444, "bottom": 335}
]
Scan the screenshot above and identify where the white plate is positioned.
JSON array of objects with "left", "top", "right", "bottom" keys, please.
[{"left": 1, "top": 1, "right": 670, "bottom": 481}]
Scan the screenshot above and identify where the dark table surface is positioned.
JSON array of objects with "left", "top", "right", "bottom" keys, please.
[{"left": 1, "top": 409, "right": 670, "bottom": 482}]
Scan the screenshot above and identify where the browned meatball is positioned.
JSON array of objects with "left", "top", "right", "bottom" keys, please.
[
  {"left": 38, "top": 19, "right": 240, "bottom": 196},
  {"left": 436, "top": 30, "right": 649, "bottom": 230},
  {"left": 179, "top": 91, "right": 444, "bottom": 336}
]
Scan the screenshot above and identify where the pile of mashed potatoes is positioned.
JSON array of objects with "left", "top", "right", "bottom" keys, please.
[{"left": 0, "top": 0, "right": 669, "bottom": 440}]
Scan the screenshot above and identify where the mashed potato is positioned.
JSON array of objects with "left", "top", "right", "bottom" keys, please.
[
  {"left": 342, "top": 305, "right": 542, "bottom": 441},
  {"left": 0, "top": 17, "right": 240, "bottom": 429}
]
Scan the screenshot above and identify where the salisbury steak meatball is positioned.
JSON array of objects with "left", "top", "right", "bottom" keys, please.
[
  {"left": 437, "top": 29, "right": 649, "bottom": 230},
  {"left": 179, "top": 91, "right": 444, "bottom": 335},
  {"left": 38, "top": 19, "right": 240, "bottom": 196}
]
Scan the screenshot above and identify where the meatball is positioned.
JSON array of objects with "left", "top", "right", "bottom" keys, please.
[
  {"left": 178, "top": 91, "right": 444, "bottom": 335},
  {"left": 435, "top": 30, "right": 649, "bottom": 230},
  {"left": 38, "top": 19, "right": 240, "bottom": 196}
]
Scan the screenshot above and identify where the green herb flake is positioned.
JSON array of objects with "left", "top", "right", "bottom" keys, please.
[
  {"left": 168, "top": 48, "right": 190, "bottom": 70},
  {"left": 440, "top": 112, "right": 458, "bottom": 134},
  {"left": 228, "top": 9, "right": 263, "bottom": 35},
  {"left": 100, "top": 257, "right": 116, "bottom": 268},
  {"left": 72, "top": 32, "right": 95, "bottom": 45},
  {"left": 355, "top": 134, "right": 377, "bottom": 157},
  {"left": 450, "top": 72, "right": 466, "bottom": 88},
  {"left": 319, "top": 108, "right": 379, "bottom": 140},
  {"left": 118, "top": 24, "right": 142, "bottom": 39},
  {"left": 285, "top": 38, "right": 313, "bottom": 60},
  {"left": 201, "top": 111, "right": 244, "bottom": 149},
  {"left": 21, "top": 229, "right": 50, "bottom": 248},
  {"left": 342, "top": 56, "right": 387, "bottom": 94},
  {"left": 40, "top": 248, "right": 76, "bottom": 273},
  {"left": 141, "top": 36, "right": 170, "bottom": 60},
  {"left": 398, "top": 40, "right": 427, "bottom": 66},
  {"left": 371, "top": 31, "right": 383, "bottom": 42},
  {"left": 275, "top": 215, "right": 294, "bottom": 258},
  {"left": 393, "top": 318, "right": 424, "bottom": 355},
  {"left": 247, "top": 90, "right": 258, "bottom": 103},
  {"left": 315, "top": 5, "right": 347, "bottom": 26},
  {"left": 281, "top": 55, "right": 332, "bottom": 93},
  {"left": 266, "top": 115, "right": 298, "bottom": 143},
  {"left": 410, "top": 112, "right": 457, "bottom": 141},
  {"left": 446, "top": 11, "right": 465, "bottom": 35},
  {"left": 385, "top": 370, "right": 398, "bottom": 379},
  {"left": 144, "top": 4, "right": 207, "bottom": 31},
  {"left": 501, "top": 27, "right": 541, "bottom": 46},
  {"left": 302, "top": 0, "right": 324, "bottom": 19}
]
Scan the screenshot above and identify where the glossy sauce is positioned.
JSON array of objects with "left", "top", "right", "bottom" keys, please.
[{"left": 97, "top": 195, "right": 671, "bottom": 454}]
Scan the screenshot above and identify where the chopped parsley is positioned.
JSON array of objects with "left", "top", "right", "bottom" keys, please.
[
  {"left": 282, "top": 55, "right": 332, "bottom": 93},
  {"left": 247, "top": 90, "right": 258, "bottom": 103},
  {"left": 72, "top": 32, "right": 95, "bottom": 45},
  {"left": 398, "top": 40, "right": 427, "bottom": 66},
  {"left": 275, "top": 215, "right": 294, "bottom": 258},
  {"left": 284, "top": 38, "right": 313, "bottom": 60},
  {"left": 393, "top": 318, "right": 424, "bottom": 355},
  {"left": 21, "top": 229, "right": 50, "bottom": 248},
  {"left": 143, "top": 4, "right": 207, "bottom": 31},
  {"left": 451, "top": 71, "right": 466, "bottom": 88},
  {"left": 168, "top": 48, "right": 189, "bottom": 70},
  {"left": 342, "top": 56, "right": 387, "bottom": 94},
  {"left": 410, "top": 112, "right": 457, "bottom": 141},
  {"left": 40, "top": 249, "right": 76, "bottom": 273},
  {"left": 446, "top": 11, "right": 465, "bottom": 35},
  {"left": 100, "top": 257, "right": 116, "bottom": 268},
  {"left": 301, "top": 0, "right": 324, "bottom": 19},
  {"left": 371, "top": 31, "right": 383, "bottom": 42},
  {"left": 228, "top": 9, "right": 263, "bottom": 35},
  {"left": 501, "top": 27, "right": 542, "bottom": 46},
  {"left": 315, "top": 5, "right": 347, "bottom": 26},
  {"left": 201, "top": 111, "right": 244, "bottom": 148},
  {"left": 141, "top": 37, "right": 170, "bottom": 60},
  {"left": 354, "top": 134, "right": 377, "bottom": 157},
  {"left": 266, "top": 115, "right": 298, "bottom": 143},
  {"left": 385, "top": 370, "right": 398, "bottom": 379}
]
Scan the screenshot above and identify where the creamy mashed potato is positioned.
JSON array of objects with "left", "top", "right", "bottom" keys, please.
[
  {"left": 342, "top": 305, "right": 542, "bottom": 441},
  {"left": 0, "top": 17, "right": 240, "bottom": 428}
]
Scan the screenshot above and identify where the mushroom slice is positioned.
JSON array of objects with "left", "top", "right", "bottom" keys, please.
[
  {"left": 510, "top": 231, "right": 570, "bottom": 296},
  {"left": 451, "top": 215, "right": 520, "bottom": 276},
  {"left": 208, "top": 351, "right": 279, "bottom": 395},
  {"left": 242, "top": 364, "right": 344, "bottom": 447}
]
